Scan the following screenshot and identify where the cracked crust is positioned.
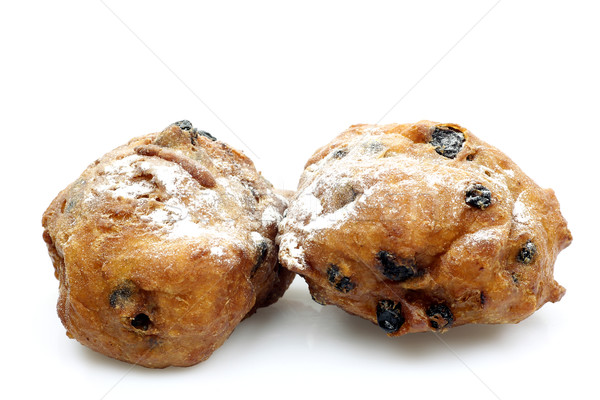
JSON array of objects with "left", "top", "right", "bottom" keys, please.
[
  {"left": 277, "top": 121, "right": 571, "bottom": 336},
  {"left": 42, "top": 122, "right": 294, "bottom": 367}
]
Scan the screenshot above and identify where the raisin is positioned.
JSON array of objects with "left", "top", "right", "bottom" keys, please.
[
  {"left": 131, "top": 313, "right": 151, "bottom": 331},
  {"left": 376, "top": 300, "right": 405, "bottom": 333},
  {"left": 376, "top": 251, "right": 418, "bottom": 282},
  {"left": 195, "top": 130, "right": 217, "bottom": 142},
  {"left": 517, "top": 240, "right": 537, "bottom": 264},
  {"left": 327, "top": 265, "right": 340, "bottom": 284},
  {"left": 173, "top": 120, "right": 194, "bottom": 131},
  {"left": 332, "top": 149, "right": 348, "bottom": 159},
  {"left": 251, "top": 241, "right": 269, "bottom": 277},
  {"left": 109, "top": 285, "right": 132, "bottom": 308},
  {"left": 336, "top": 277, "right": 355, "bottom": 293},
  {"left": 172, "top": 120, "right": 217, "bottom": 143},
  {"left": 465, "top": 184, "right": 492, "bottom": 209},
  {"left": 326, "top": 265, "right": 356, "bottom": 293},
  {"left": 430, "top": 126, "right": 465, "bottom": 159},
  {"left": 426, "top": 304, "right": 454, "bottom": 330}
]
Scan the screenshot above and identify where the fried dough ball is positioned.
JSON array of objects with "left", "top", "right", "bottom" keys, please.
[
  {"left": 278, "top": 121, "right": 571, "bottom": 336},
  {"left": 42, "top": 121, "right": 294, "bottom": 367}
]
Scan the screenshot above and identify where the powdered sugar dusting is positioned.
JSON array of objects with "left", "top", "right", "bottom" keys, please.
[
  {"left": 295, "top": 192, "right": 323, "bottom": 219},
  {"left": 462, "top": 227, "right": 504, "bottom": 247},
  {"left": 250, "top": 232, "right": 266, "bottom": 250},
  {"left": 87, "top": 152, "right": 247, "bottom": 242},
  {"left": 111, "top": 181, "right": 154, "bottom": 199},
  {"left": 278, "top": 233, "right": 307, "bottom": 270},
  {"left": 305, "top": 207, "right": 354, "bottom": 231},
  {"left": 210, "top": 246, "right": 225, "bottom": 257},
  {"left": 93, "top": 155, "right": 154, "bottom": 199},
  {"left": 143, "top": 196, "right": 217, "bottom": 240},
  {"left": 103, "top": 155, "right": 140, "bottom": 176},
  {"left": 261, "top": 205, "right": 283, "bottom": 228},
  {"left": 216, "top": 177, "right": 244, "bottom": 207},
  {"left": 137, "top": 160, "right": 188, "bottom": 195},
  {"left": 512, "top": 192, "right": 532, "bottom": 225}
]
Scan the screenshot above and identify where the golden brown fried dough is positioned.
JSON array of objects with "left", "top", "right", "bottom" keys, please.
[
  {"left": 278, "top": 121, "right": 571, "bottom": 335},
  {"left": 42, "top": 121, "right": 294, "bottom": 367}
]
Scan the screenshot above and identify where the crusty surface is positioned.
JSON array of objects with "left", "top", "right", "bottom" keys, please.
[
  {"left": 42, "top": 122, "right": 294, "bottom": 368},
  {"left": 278, "top": 121, "right": 571, "bottom": 336}
]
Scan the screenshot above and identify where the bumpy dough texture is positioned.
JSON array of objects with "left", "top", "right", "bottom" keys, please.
[
  {"left": 42, "top": 122, "right": 294, "bottom": 367},
  {"left": 278, "top": 121, "right": 571, "bottom": 336}
]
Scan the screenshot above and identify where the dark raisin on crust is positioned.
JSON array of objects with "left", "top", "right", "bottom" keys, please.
[
  {"left": 171, "top": 120, "right": 217, "bottom": 143},
  {"left": 332, "top": 149, "right": 348, "bottom": 159},
  {"left": 376, "top": 251, "right": 418, "bottom": 282},
  {"left": 376, "top": 300, "right": 405, "bottom": 333},
  {"left": 195, "top": 130, "right": 217, "bottom": 142},
  {"left": 430, "top": 126, "right": 465, "bottom": 159},
  {"left": 426, "top": 304, "right": 454, "bottom": 330},
  {"left": 327, "top": 265, "right": 339, "bottom": 284},
  {"left": 326, "top": 265, "right": 356, "bottom": 293},
  {"left": 465, "top": 184, "right": 492, "bottom": 209},
  {"left": 517, "top": 240, "right": 537, "bottom": 264},
  {"left": 336, "top": 277, "right": 355, "bottom": 293},
  {"left": 251, "top": 240, "right": 269, "bottom": 277},
  {"left": 173, "top": 120, "right": 194, "bottom": 131},
  {"left": 131, "top": 313, "right": 151, "bottom": 331},
  {"left": 109, "top": 285, "right": 132, "bottom": 308}
]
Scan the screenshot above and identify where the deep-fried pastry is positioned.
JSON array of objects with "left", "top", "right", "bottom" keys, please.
[
  {"left": 42, "top": 121, "right": 294, "bottom": 367},
  {"left": 277, "top": 121, "right": 571, "bottom": 335}
]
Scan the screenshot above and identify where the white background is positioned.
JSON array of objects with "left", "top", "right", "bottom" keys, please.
[{"left": 1, "top": 1, "right": 598, "bottom": 399}]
